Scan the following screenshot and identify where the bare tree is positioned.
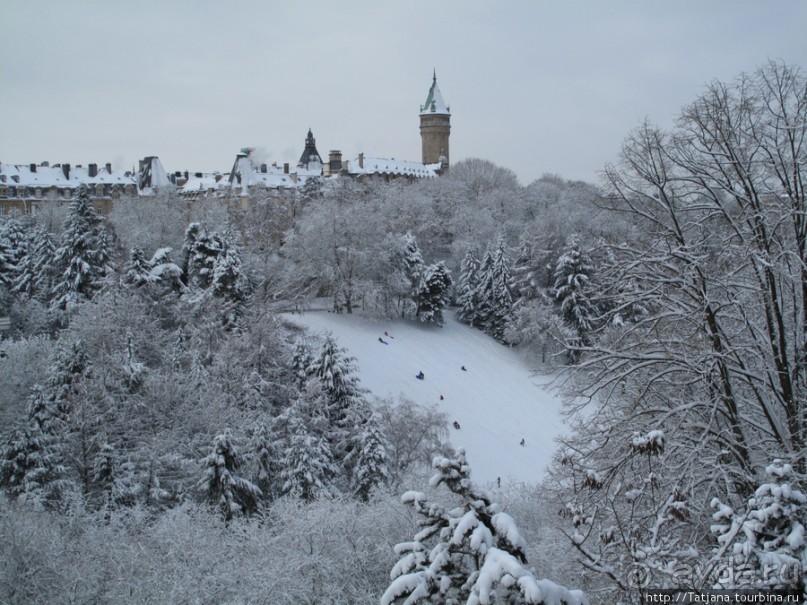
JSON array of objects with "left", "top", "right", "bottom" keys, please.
[{"left": 555, "top": 61, "right": 806, "bottom": 599}]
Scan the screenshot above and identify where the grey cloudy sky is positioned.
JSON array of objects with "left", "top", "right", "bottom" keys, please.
[{"left": 1, "top": 1, "right": 805, "bottom": 186}]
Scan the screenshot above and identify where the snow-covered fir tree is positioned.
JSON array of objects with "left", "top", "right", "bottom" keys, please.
[
  {"left": 400, "top": 231, "right": 426, "bottom": 296},
  {"left": 279, "top": 411, "right": 337, "bottom": 501},
  {"left": 456, "top": 249, "right": 481, "bottom": 325},
  {"left": 468, "top": 239, "right": 515, "bottom": 342},
  {"left": 0, "top": 385, "right": 69, "bottom": 507},
  {"left": 121, "top": 247, "right": 157, "bottom": 288},
  {"left": 0, "top": 217, "right": 27, "bottom": 291},
  {"left": 511, "top": 233, "right": 541, "bottom": 305},
  {"left": 472, "top": 244, "right": 496, "bottom": 331},
  {"left": 46, "top": 340, "right": 92, "bottom": 422},
  {"left": 199, "top": 431, "right": 262, "bottom": 521},
  {"left": 553, "top": 237, "right": 595, "bottom": 353},
  {"left": 710, "top": 460, "right": 805, "bottom": 594},
  {"left": 13, "top": 223, "right": 56, "bottom": 300},
  {"left": 415, "top": 261, "right": 453, "bottom": 327},
  {"left": 308, "top": 334, "right": 368, "bottom": 432},
  {"left": 0, "top": 234, "right": 16, "bottom": 291},
  {"left": 290, "top": 338, "right": 315, "bottom": 390},
  {"left": 250, "top": 422, "right": 281, "bottom": 501},
  {"left": 349, "top": 413, "right": 390, "bottom": 502},
  {"left": 211, "top": 231, "right": 251, "bottom": 305},
  {"left": 0, "top": 424, "right": 67, "bottom": 507},
  {"left": 181, "top": 222, "right": 223, "bottom": 289},
  {"left": 50, "top": 186, "right": 113, "bottom": 313},
  {"left": 381, "top": 449, "right": 588, "bottom": 605},
  {"left": 487, "top": 238, "right": 515, "bottom": 342}
]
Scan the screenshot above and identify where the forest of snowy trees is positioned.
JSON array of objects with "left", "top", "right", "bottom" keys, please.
[{"left": 0, "top": 61, "right": 804, "bottom": 604}]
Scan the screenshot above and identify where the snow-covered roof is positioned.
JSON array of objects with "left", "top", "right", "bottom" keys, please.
[
  {"left": 0, "top": 162, "right": 136, "bottom": 189},
  {"left": 420, "top": 71, "right": 450, "bottom": 116},
  {"left": 179, "top": 172, "right": 225, "bottom": 194},
  {"left": 228, "top": 153, "right": 303, "bottom": 195},
  {"left": 138, "top": 156, "right": 173, "bottom": 195},
  {"left": 347, "top": 156, "right": 440, "bottom": 179}
]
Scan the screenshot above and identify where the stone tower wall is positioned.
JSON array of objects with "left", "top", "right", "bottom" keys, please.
[{"left": 420, "top": 113, "right": 450, "bottom": 166}]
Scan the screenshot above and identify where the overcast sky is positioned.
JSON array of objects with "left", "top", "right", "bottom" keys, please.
[{"left": 1, "top": 1, "right": 805, "bottom": 186}]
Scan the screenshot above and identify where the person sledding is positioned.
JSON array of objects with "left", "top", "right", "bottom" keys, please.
[
  {"left": 416, "top": 370, "right": 425, "bottom": 380},
  {"left": 453, "top": 420, "right": 461, "bottom": 430},
  {"left": 378, "top": 337, "right": 389, "bottom": 345}
]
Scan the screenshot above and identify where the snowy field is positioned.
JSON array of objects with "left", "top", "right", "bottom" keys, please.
[{"left": 284, "top": 309, "right": 568, "bottom": 487}]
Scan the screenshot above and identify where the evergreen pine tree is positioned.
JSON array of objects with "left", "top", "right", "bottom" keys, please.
[
  {"left": 710, "top": 460, "right": 806, "bottom": 593},
  {"left": 381, "top": 449, "right": 588, "bottom": 605},
  {"left": 121, "top": 246, "right": 157, "bottom": 288},
  {"left": 291, "top": 338, "right": 315, "bottom": 390},
  {"left": 350, "top": 413, "right": 390, "bottom": 502},
  {"left": 511, "top": 234, "right": 540, "bottom": 305},
  {"left": 415, "top": 261, "right": 453, "bottom": 327},
  {"left": 199, "top": 431, "right": 262, "bottom": 521},
  {"left": 488, "top": 238, "right": 515, "bottom": 342},
  {"left": 400, "top": 231, "right": 426, "bottom": 296},
  {"left": 308, "top": 335, "right": 367, "bottom": 431},
  {"left": 182, "top": 223, "right": 223, "bottom": 290},
  {"left": 211, "top": 232, "right": 251, "bottom": 305},
  {"left": 473, "top": 244, "right": 496, "bottom": 331},
  {"left": 456, "top": 249, "right": 481, "bottom": 325},
  {"left": 0, "top": 424, "right": 67, "bottom": 507},
  {"left": 250, "top": 422, "right": 281, "bottom": 501},
  {"left": 13, "top": 223, "right": 55, "bottom": 300},
  {"left": 0, "top": 235, "right": 16, "bottom": 291},
  {"left": 280, "top": 412, "right": 337, "bottom": 501},
  {"left": 0, "top": 217, "right": 27, "bottom": 291},
  {"left": 51, "top": 186, "right": 113, "bottom": 312},
  {"left": 0, "top": 216, "right": 29, "bottom": 263},
  {"left": 0, "top": 385, "right": 68, "bottom": 507},
  {"left": 553, "top": 237, "right": 595, "bottom": 353},
  {"left": 47, "top": 340, "right": 92, "bottom": 423}
]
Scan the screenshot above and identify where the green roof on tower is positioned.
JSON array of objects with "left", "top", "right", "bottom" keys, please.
[{"left": 420, "top": 70, "right": 450, "bottom": 116}]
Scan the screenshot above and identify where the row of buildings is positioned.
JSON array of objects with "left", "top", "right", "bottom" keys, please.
[{"left": 0, "top": 74, "right": 452, "bottom": 215}]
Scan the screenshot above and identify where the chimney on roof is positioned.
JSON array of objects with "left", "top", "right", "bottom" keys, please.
[
  {"left": 30, "top": 163, "right": 37, "bottom": 173},
  {"left": 260, "top": 163, "right": 267, "bottom": 173},
  {"left": 283, "top": 163, "right": 289, "bottom": 174},
  {"left": 184, "top": 171, "right": 189, "bottom": 180},
  {"left": 329, "top": 150, "right": 342, "bottom": 173},
  {"left": 62, "top": 164, "right": 71, "bottom": 179},
  {"left": 88, "top": 163, "right": 98, "bottom": 178},
  {"left": 358, "top": 153, "right": 364, "bottom": 169},
  {"left": 106, "top": 162, "right": 112, "bottom": 174}
]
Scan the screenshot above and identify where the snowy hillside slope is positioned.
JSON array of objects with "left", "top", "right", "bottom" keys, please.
[{"left": 284, "top": 309, "right": 568, "bottom": 486}]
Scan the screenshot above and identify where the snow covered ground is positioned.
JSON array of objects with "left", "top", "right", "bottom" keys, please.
[{"left": 284, "top": 309, "right": 568, "bottom": 487}]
